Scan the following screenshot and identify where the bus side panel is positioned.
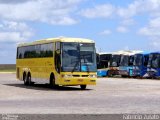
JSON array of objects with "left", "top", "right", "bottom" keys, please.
[{"left": 17, "top": 58, "right": 57, "bottom": 81}]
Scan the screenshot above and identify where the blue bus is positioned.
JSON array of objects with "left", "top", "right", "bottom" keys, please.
[
  {"left": 130, "top": 52, "right": 150, "bottom": 78},
  {"left": 147, "top": 52, "right": 160, "bottom": 78},
  {"left": 119, "top": 54, "right": 134, "bottom": 77},
  {"left": 97, "top": 53, "right": 112, "bottom": 77}
]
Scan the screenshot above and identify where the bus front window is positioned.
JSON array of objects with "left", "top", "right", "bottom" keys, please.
[
  {"left": 133, "top": 54, "right": 143, "bottom": 66},
  {"left": 151, "top": 54, "right": 160, "bottom": 68},
  {"left": 120, "top": 55, "right": 129, "bottom": 66},
  {"left": 80, "top": 43, "right": 96, "bottom": 72},
  {"left": 110, "top": 55, "right": 120, "bottom": 67},
  {"left": 62, "top": 42, "right": 80, "bottom": 72},
  {"left": 61, "top": 42, "right": 96, "bottom": 72}
]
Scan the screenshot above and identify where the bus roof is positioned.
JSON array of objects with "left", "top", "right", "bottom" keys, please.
[
  {"left": 136, "top": 51, "right": 151, "bottom": 55},
  {"left": 97, "top": 52, "right": 113, "bottom": 55},
  {"left": 150, "top": 51, "right": 160, "bottom": 53},
  {"left": 112, "top": 50, "right": 143, "bottom": 56},
  {"left": 17, "top": 37, "right": 94, "bottom": 47}
]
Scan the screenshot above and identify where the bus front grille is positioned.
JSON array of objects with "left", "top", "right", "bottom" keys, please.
[
  {"left": 73, "top": 75, "right": 80, "bottom": 77},
  {"left": 72, "top": 75, "right": 89, "bottom": 77},
  {"left": 82, "top": 75, "right": 89, "bottom": 77}
]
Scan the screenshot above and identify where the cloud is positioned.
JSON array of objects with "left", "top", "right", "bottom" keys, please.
[
  {"left": 138, "top": 17, "right": 160, "bottom": 39},
  {"left": 49, "top": 17, "right": 77, "bottom": 25},
  {"left": 0, "top": 0, "right": 84, "bottom": 64},
  {"left": 0, "top": 0, "right": 82, "bottom": 25},
  {"left": 99, "top": 29, "right": 112, "bottom": 35},
  {"left": 0, "top": 21, "right": 34, "bottom": 43},
  {"left": 150, "top": 40, "right": 159, "bottom": 47},
  {"left": 79, "top": 0, "right": 160, "bottom": 20},
  {"left": 117, "top": 0, "right": 160, "bottom": 18},
  {"left": 117, "top": 1, "right": 141, "bottom": 18},
  {"left": 0, "top": 32, "right": 24, "bottom": 42},
  {"left": 0, "top": 0, "right": 37, "bottom": 4},
  {"left": 117, "top": 26, "right": 128, "bottom": 33},
  {"left": 1, "top": 21, "right": 32, "bottom": 31},
  {"left": 80, "top": 4, "right": 115, "bottom": 18},
  {"left": 120, "top": 19, "right": 135, "bottom": 26},
  {"left": 117, "top": 0, "right": 160, "bottom": 48},
  {"left": 0, "top": 21, "right": 34, "bottom": 63},
  {"left": 138, "top": 17, "right": 160, "bottom": 49}
]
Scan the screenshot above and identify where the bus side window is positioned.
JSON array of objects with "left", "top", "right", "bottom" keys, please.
[{"left": 55, "top": 42, "right": 61, "bottom": 73}]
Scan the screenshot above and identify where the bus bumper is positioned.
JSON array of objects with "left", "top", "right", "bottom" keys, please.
[
  {"left": 119, "top": 70, "right": 128, "bottom": 76},
  {"left": 97, "top": 69, "right": 108, "bottom": 77},
  {"left": 60, "top": 77, "right": 96, "bottom": 86}
]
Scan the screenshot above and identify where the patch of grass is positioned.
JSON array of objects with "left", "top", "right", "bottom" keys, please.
[
  {"left": 0, "top": 69, "right": 16, "bottom": 72},
  {"left": 0, "top": 64, "right": 16, "bottom": 72}
]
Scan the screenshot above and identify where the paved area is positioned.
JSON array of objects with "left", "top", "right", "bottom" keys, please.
[{"left": 0, "top": 73, "right": 160, "bottom": 114}]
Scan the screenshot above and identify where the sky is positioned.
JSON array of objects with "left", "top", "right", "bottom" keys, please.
[{"left": 0, "top": 0, "right": 160, "bottom": 64}]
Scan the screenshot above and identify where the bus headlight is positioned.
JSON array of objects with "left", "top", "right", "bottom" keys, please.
[
  {"left": 89, "top": 75, "right": 97, "bottom": 78},
  {"left": 62, "top": 74, "right": 73, "bottom": 78}
]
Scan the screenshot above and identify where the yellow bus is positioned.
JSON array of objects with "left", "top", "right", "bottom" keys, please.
[{"left": 16, "top": 37, "right": 97, "bottom": 89}]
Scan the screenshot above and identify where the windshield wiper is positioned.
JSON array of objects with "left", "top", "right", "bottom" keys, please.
[
  {"left": 72, "top": 59, "right": 80, "bottom": 73},
  {"left": 72, "top": 53, "right": 93, "bottom": 72}
]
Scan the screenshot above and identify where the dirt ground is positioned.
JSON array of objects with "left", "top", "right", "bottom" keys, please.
[{"left": 0, "top": 73, "right": 160, "bottom": 114}]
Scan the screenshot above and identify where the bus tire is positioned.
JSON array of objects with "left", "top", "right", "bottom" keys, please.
[
  {"left": 122, "top": 75, "right": 127, "bottom": 78},
  {"left": 23, "top": 72, "right": 29, "bottom": 85},
  {"left": 108, "top": 71, "right": 112, "bottom": 77},
  {"left": 80, "top": 85, "right": 86, "bottom": 90},
  {"left": 50, "top": 73, "right": 55, "bottom": 88},
  {"left": 27, "top": 73, "right": 32, "bottom": 86}
]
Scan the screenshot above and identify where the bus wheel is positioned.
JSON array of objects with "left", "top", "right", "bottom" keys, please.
[
  {"left": 133, "top": 76, "right": 136, "bottom": 78},
  {"left": 23, "top": 73, "right": 29, "bottom": 85},
  {"left": 122, "top": 75, "right": 127, "bottom": 78},
  {"left": 50, "top": 74, "right": 55, "bottom": 88},
  {"left": 108, "top": 71, "right": 112, "bottom": 77},
  {"left": 27, "top": 73, "right": 32, "bottom": 86},
  {"left": 80, "top": 85, "right": 86, "bottom": 90}
]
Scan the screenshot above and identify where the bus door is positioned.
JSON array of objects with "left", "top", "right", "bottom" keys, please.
[{"left": 54, "top": 42, "right": 61, "bottom": 82}]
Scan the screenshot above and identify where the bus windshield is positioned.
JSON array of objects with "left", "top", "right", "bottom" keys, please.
[
  {"left": 148, "top": 53, "right": 160, "bottom": 68},
  {"left": 110, "top": 55, "right": 120, "bottom": 67},
  {"left": 120, "top": 55, "right": 129, "bottom": 66},
  {"left": 62, "top": 42, "right": 96, "bottom": 72},
  {"left": 133, "top": 54, "right": 143, "bottom": 66}
]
